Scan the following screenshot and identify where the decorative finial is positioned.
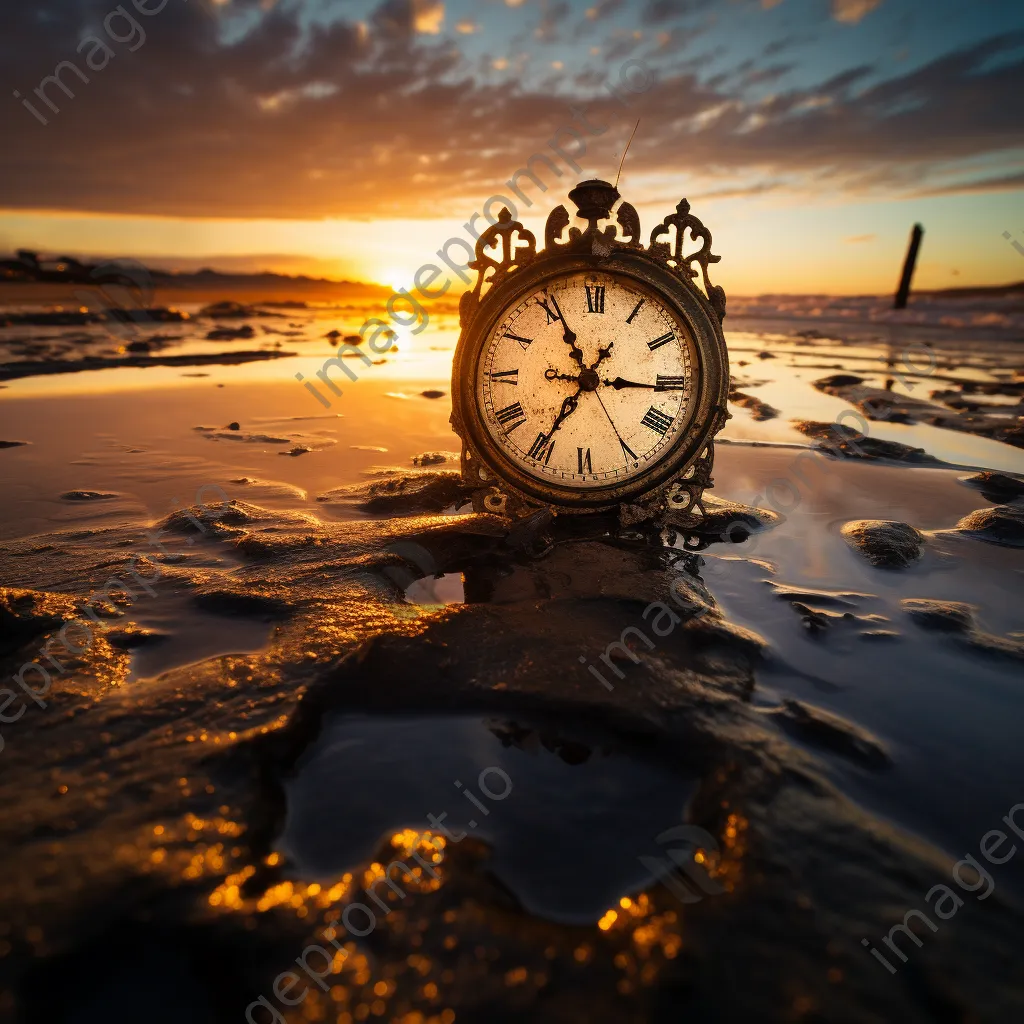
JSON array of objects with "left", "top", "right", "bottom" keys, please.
[{"left": 568, "top": 179, "right": 620, "bottom": 224}]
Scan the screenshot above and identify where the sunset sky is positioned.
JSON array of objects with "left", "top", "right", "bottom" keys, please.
[{"left": 2, "top": 0, "right": 1023, "bottom": 295}]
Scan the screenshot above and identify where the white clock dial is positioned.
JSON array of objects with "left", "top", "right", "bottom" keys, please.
[{"left": 475, "top": 271, "right": 698, "bottom": 490}]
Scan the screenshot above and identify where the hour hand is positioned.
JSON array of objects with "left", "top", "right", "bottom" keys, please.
[{"left": 545, "top": 368, "right": 579, "bottom": 384}]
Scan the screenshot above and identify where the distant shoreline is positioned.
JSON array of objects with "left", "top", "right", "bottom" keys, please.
[{"left": 2, "top": 276, "right": 1020, "bottom": 309}]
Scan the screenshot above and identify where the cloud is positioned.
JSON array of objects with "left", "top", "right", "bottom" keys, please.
[
  {"left": 642, "top": 0, "right": 714, "bottom": 24},
  {"left": 845, "top": 233, "right": 876, "bottom": 243},
  {"left": 586, "top": 0, "right": 625, "bottom": 20},
  {"left": 372, "top": 0, "right": 444, "bottom": 36},
  {"left": 832, "top": 0, "right": 884, "bottom": 25},
  {"left": 534, "top": 1, "right": 571, "bottom": 42},
  {"left": 0, "top": 2, "right": 1021, "bottom": 223},
  {"left": 412, "top": 0, "right": 445, "bottom": 35},
  {"left": 914, "top": 171, "right": 1024, "bottom": 197},
  {"left": 604, "top": 28, "right": 645, "bottom": 61}
]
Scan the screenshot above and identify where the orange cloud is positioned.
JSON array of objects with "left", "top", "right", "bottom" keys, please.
[{"left": 832, "top": 0, "right": 884, "bottom": 24}]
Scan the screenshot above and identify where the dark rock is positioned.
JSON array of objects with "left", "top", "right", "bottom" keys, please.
[
  {"left": 792, "top": 421, "right": 942, "bottom": 464},
  {"left": 902, "top": 598, "right": 1024, "bottom": 662},
  {"left": 768, "top": 583, "right": 870, "bottom": 608},
  {"left": 228, "top": 422, "right": 240, "bottom": 431},
  {"left": 813, "top": 373, "right": 865, "bottom": 388},
  {"left": 205, "top": 325, "right": 255, "bottom": 341},
  {"left": 199, "top": 301, "right": 258, "bottom": 318},
  {"left": 412, "top": 451, "right": 459, "bottom": 466},
  {"left": 728, "top": 390, "right": 779, "bottom": 421},
  {"left": 960, "top": 471, "right": 1024, "bottom": 503},
  {"left": 902, "top": 599, "right": 975, "bottom": 633},
  {"left": 768, "top": 699, "right": 890, "bottom": 768},
  {"left": 319, "top": 471, "right": 472, "bottom": 514},
  {"left": 421, "top": 390, "right": 446, "bottom": 399},
  {"left": 841, "top": 519, "right": 924, "bottom": 568},
  {"left": 691, "top": 496, "right": 782, "bottom": 539},
  {"left": 952, "top": 505, "right": 1024, "bottom": 547},
  {"left": 0, "top": 440, "right": 30, "bottom": 449},
  {"left": 60, "top": 490, "right": 119, "bottom": 502}
]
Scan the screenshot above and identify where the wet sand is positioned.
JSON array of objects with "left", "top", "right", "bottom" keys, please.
[{"left": 1, "top": 290, "right": 1023, "bottom": 1022}]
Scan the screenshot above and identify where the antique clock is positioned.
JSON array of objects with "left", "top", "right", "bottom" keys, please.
[{"left": 450, "top": 179, "right": 729, "bottom": 527}]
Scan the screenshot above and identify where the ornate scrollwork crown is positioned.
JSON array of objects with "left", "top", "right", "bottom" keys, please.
[{"left": 458, "top": 179, "right": 727, "bottom": 328}]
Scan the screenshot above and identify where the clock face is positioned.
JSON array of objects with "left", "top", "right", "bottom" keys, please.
[{"left": 474, "top": 270, "right": 700, "bottom": 491}]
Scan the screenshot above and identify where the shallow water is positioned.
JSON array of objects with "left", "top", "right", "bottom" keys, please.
[
  {"left": 282, "top": 714, "right": 697, "bottom": 924},
  {"left": 3, "top": 297, "right": 1024, "bottom": 1021}
]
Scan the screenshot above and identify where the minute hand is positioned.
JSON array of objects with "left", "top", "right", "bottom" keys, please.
[{"left": 549, "top": 293, "right": 585, "bottom": 368}]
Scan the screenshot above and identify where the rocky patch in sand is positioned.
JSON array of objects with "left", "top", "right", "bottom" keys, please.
[
  {"left": 792, "top": 421, "right": 943, "bottom": 464},
  {"left": 812, "top": 373, "right": 1024, "bottom": 448},
  {"left": 902, "top": 598, "right": 1024, "bottom": 662},
  {"left": 766, "top": 698, "right": 890, "bottom": 769},
  {"left": 767, "top": 582, "right": 892, "bottom": 636},
  {"left": 947, "top": 504, "right": 1024, "bottom": 547},
  {"left": 0, "top": 349, "right": 295, "bottom": 381},
  {"left": 412, "top": 451, "right": 459, "bottom": 467},
  {"left": 728, "top": 389, "right": 779, "bottom": 421},
  {"left": 959, "top": 471, "right": 1024, "bottom": 503},
  {"left": 318, "top": 469, "right": 472, "bottom": 514},
  {"left": 841, "top": 519, "right": 925, "bottom": 568},
  {"left": 59, "top": 490, "right": 120, "bottom": 502}
]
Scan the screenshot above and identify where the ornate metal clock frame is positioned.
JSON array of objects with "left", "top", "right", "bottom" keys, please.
[{"left": 450, "top": 178, "right": 730, "bottom": 528}]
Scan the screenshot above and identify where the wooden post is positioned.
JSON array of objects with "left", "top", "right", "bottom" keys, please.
[{"left": 894, "top": 224, "right": 923, "bottom": 310}]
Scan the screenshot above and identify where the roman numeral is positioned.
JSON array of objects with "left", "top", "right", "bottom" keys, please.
[
  {"left": 619, "top": 438, "right": 638, "bottom": 462},
  {"left": 585, "top": 285, "right": 605, "bottom": 313},
  {"left": 536, "top": 298, "right": 560, "bottom": 324},
  {"left": 641, "top": 406, "right": 674, "bottom": 435},
  {"left": 489, "top": 368, "right": 518, "bottom": 385},
  {"left": 648, "top": 332, "right": 675, "bottom": 351},
  {"left": 504, "top": 333, "right": 532, "bottom": 351},
  {"left": 528, "top": 433, "right": 555, "bottom": 464},
  {"left": 495, "top": 401, "right": 526, "bottom": 432},
  {"left": 655, "top": 374, "right": 687, "bottom": 390},
  {"left": 626, "top": 298, "right": 644, "bottom": 324},
  {"left": 577, "top": 447, "right": 593, "bottom": 474}
]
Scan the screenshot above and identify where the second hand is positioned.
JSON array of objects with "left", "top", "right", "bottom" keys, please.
[{"left": 594, "top": 390, "right": 638, "bottom": 467}]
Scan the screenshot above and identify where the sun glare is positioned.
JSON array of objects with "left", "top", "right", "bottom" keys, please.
[{"left": 382, "top": 269, "right": 407, "bottom": 291}]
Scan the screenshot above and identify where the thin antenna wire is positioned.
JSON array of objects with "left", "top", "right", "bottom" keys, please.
[{"left": 614, "top": 118, "right": 641, "bottom": 190}]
